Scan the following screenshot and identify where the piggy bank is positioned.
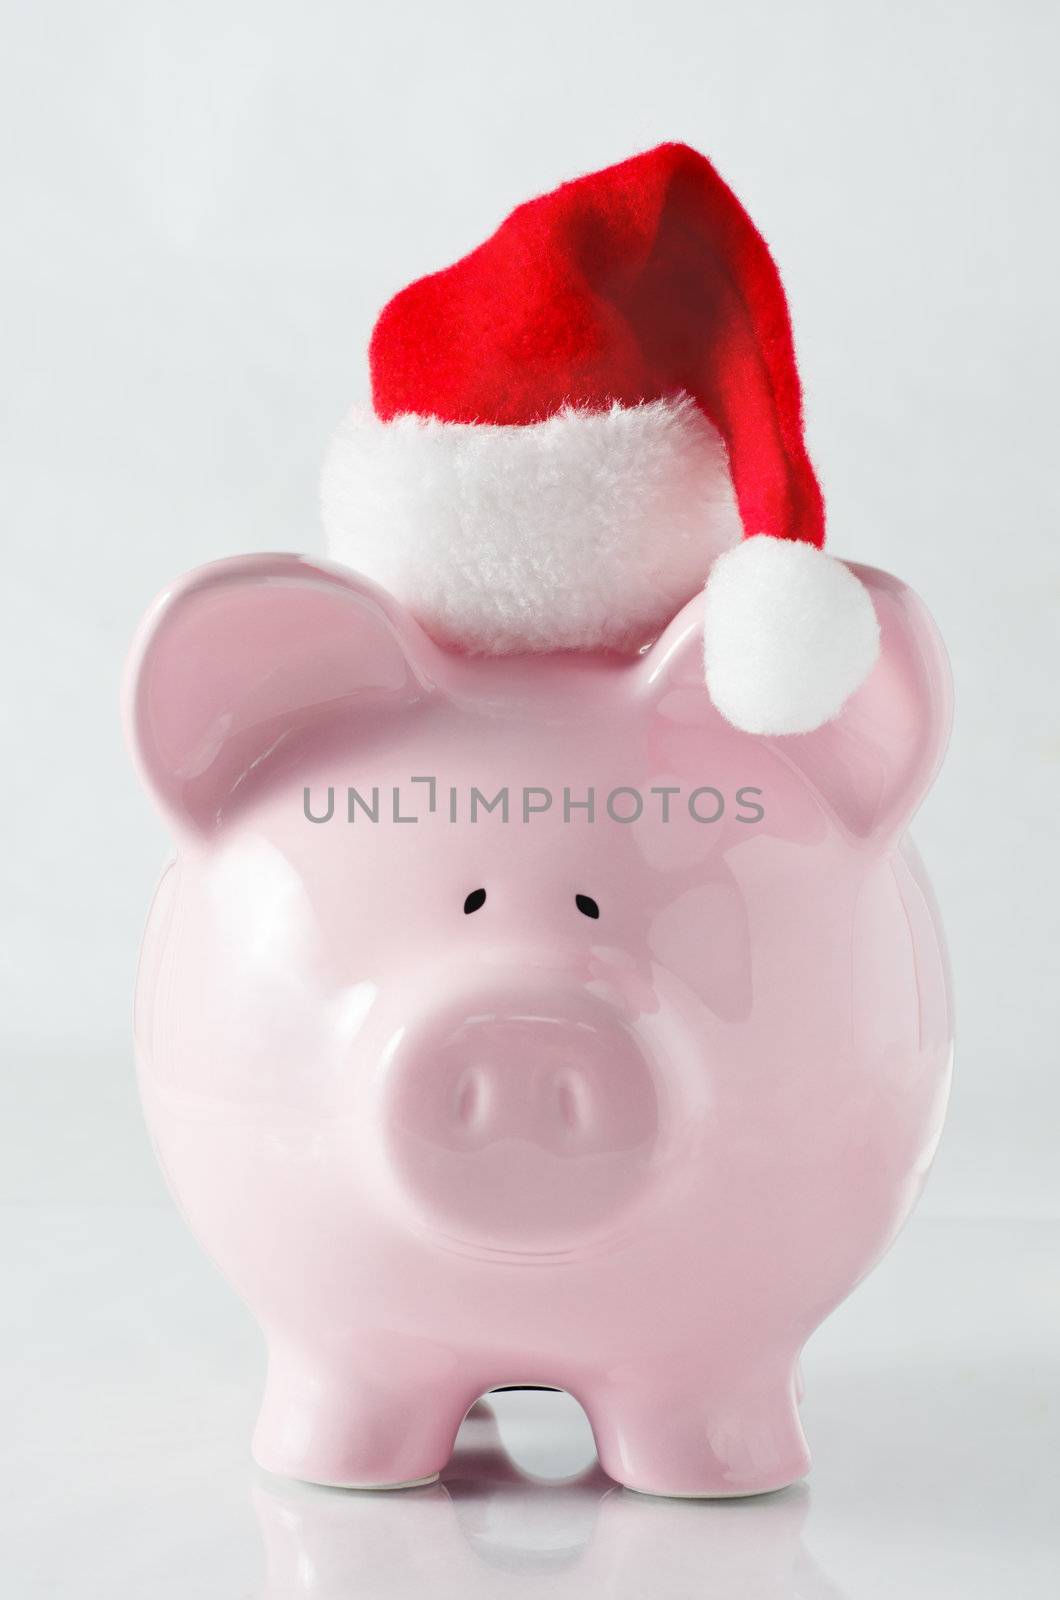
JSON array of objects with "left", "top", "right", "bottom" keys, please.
[{"left": 125, "top": 551, "right": 952, "bottom": 1498}]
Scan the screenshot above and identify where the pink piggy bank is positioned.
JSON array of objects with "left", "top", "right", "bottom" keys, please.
[{"left": 125, "top": 552, "right": 952, "bottom": 1498}]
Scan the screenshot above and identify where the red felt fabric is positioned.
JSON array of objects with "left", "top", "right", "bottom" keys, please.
[{"left": 369, "top": 143, "right": 824, "bottom": 549}]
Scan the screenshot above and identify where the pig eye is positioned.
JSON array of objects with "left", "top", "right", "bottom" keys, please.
[
  {"left": 575, "top": 894, "right": 600, "bottom": 920},
  {"left": 463, "top": 888, "right": 487, "bottom": 915}
]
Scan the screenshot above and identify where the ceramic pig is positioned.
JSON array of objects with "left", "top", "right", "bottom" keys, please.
[{"left": 125, "top": 551, "right": 952, "bottom": 1498}]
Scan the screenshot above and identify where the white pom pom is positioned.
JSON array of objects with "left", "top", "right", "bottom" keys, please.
[{"left": 702, "top": 536, "right": 880, "bottom": 735}]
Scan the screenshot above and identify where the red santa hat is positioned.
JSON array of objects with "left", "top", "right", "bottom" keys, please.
[{"left": 321, "top": 142, "right": 879, "bottom": 734}]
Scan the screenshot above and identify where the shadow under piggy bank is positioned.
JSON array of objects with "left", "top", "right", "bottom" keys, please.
[{"left": 252, "top": 1394, "right": 846, "bottom": 1599}]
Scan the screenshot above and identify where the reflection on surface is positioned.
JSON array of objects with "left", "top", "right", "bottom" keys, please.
[{"left": 252, "top": 1391, "right": 845, "bottom": 1599}]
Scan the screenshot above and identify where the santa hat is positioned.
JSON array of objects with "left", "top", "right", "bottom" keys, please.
[{"left": 321, "top": 142, "right": 879, "bottom": 734}]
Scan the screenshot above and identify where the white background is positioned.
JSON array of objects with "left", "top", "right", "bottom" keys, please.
[{"left": 1, "top": 5, "right": 1058, "bottom": 1595}]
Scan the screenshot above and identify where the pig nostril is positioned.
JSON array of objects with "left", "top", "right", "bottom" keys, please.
[
  {"left": 454, "top": 1068, "right": 486, "bottom": 1129},
  {"left": 554, "top": 1070, "right": 587, "bottom": 1133}
]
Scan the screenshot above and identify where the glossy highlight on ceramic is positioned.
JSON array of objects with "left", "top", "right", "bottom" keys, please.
[{"left": 125, "top": 553, "right": 953, "bottom": 1498}]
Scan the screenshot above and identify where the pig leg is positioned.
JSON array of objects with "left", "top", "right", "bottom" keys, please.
[
  {"left": 586, "top": 1364, "right": 809, "bottom": 1498},
  {"left": 252, "top": 1342, "right": 471, "bottom": 1489}
]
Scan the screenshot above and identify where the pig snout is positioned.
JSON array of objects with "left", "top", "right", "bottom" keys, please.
[{"left": 384, "top": 989, "right": 660, "bottom": 1253}]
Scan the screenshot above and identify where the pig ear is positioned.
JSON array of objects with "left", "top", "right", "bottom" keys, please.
[
  {"left": 773, "top": 564, "right": 952, "bottom": 841},
  {"left": 123, "top": 554, "right": 442, "bottom": 837},
  {"left": 645, "top": 564, "right": 952, "bottom": 844}
]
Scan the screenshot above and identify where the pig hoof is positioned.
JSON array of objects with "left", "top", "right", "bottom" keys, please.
[
  {"left": 252, "top": 1440, "right": 448, "bottom": 1492},
  {"left": 620, "top": 1466, "right": 808, "bottom": 1500},
  {"left": 253, "top": 1437, "right": 443, "bottom": 1490},
  {"left": 590, "top": 1384, "right": 810, "bottom": 1499},
  {"left": 266, "top": 1469, "right": 441, "bottom": 1492},
  {"left": 251, "top": 1364, "right": 465, "bottom": 1490}
]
